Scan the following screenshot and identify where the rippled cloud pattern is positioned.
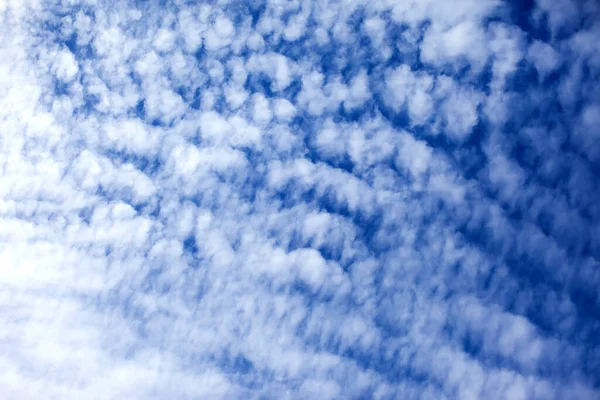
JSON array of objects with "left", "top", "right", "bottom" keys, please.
[{"left": 1, "top": 0, "right": 599, "bottom": 398}]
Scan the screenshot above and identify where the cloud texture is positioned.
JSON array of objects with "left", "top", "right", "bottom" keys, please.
[{"left": 0, "top": 0, "right": 599, "bottom": 398}]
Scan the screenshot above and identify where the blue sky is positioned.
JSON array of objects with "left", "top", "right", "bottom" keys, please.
[{"left": 0, "top": 0, "right": 599, "bottom": 398}]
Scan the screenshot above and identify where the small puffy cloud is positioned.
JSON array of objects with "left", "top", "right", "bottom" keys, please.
[
  {"left": 435, "top": 76, "right": 483, "bottom": 141},
  {"left": 103, "top": 118, "right": 159, "bottom": 155},
  {"left": 487, "top": 151, "right": 527, "bottom": 206},
  {"left": 135, "top": 51, "right": 163, "bottom": 78},
  {"left": 245, "top": 31, "right": 266, "bottom": 52},
  {"left": 153, "top": 28, "right": 177, "bottom": 53},
  {"left": 227, "top": 57, "right": 248, "bottom": 86},
  {"left": 52, "top": 48, "right": 79, "bottom": 82},
  {"left": 362, "top": 16, "right": 387, "bottom": 47},
  {"left": 224, "top": 84, "right": 249, "bottom": 109},
  {"left": 421, "top": 20, "right": 489, "bottom": 72},
  {"left": 214, "top": 15, "right": 235, "bottom": 39},
  {"left": 384, "top": 65, "right": 434, "bottom": 125},
  {"left": 251, "top": 93, "right": 273, "bottom": 125},
  {"left": 283, "top": 12, "right": 309, "bottom": 42},
  {"left": 199, "top": 110, "right": 234, "bottom": 143},
  {"left": 143, "top": 83, "right": 186, "bottom": 123},
  {"left": 177, "top": 9, "right": 205, "bottom": 52},
  {"left": 344, "top": 70, "right": 371, "bottom": 111},
  {"left": 572, "top": 103, "right": 600, "bottom": 163},
  {"left": 488, "top": 22, "right": 526, "bottom": 88},
  {"left": 273, "top": 98, "right": 296, "bottom": 121},
  {"left": 204, "top": 15, "right": 236, "bottom": 51},
  {"left": 297, "top": 70, "right": 329, "bottom": 116},
  {"left": 396, "top": 133, "right": 434, "bottom": 182},
  {"left": 70, "top": 150, "right": 156, "bottom": 204},
  {"left": 533, "top": 0, "right": 581, "bottom": 36},
  {"left": 527, "top": 40, "right": 561, "bottom": 80},
  {"left": 246, "top": 52, "right": 294, "bottom": 91}
]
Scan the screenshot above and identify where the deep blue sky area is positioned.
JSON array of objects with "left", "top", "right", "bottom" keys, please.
[{"left": 0, "top": 0, "right": 599, "bottom": 399}]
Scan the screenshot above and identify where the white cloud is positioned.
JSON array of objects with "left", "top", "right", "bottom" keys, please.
[
  {"left": 204, "top": 14, "right": 235, "bottom": 52},
  {"left": 273, "top": 98, "right": 296, "bottom": 120},
  {"left": 527, "top": 40, "right": 561, "bottom": 80},
  {"left": 421, "top": 20, "right": 489, "bottom": 73},
  {"left": 246, "top": 52, "right": 295, "bottom": 92},
  {"left": 396, "top": 132, "right": 433, "bottom": 182},
  {"left": 488, "top": 22, "right": 525, "bottom": 89},
  {"left": 53, "top": 48, "right": 79, "bottom": 82},
  {"left": 344, "top": 70, "right": 371, "bottom": 111},
  {"left": 153, "top": 28, "right": 177, "bottom": 53},
  {"left": 573, "top": 103, "right": 600, "bottom": 163},
  {"left": 102, "top": 118, "right": 159, "bottom": 156},
  {"left": 70, "top": 150, "right": 156, "bottom": 203},
  {"left": 384, "top": 65, "right": 434, "bottom": 125},
  {"left": 486, "top": 151, "right": 527, "bottom": 207},
  {"left": 435, "top": 76, "right": 483, "bottom": 141},
  {"left": 533, "top": 0, "right": 581, "bottom": 36},
  {"left": 283, "top": 11, "right": 309, "bottom": 42},
  {"left": 251, "top": 92, "right": 273, "bottom": 125},
  {"left": 0, "top": 0, "right": 599, "bottom": 398}
]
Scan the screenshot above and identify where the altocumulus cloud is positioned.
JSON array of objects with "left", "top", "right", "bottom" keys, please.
[{"left": 0, "top": 0, "right": 599, "bottom": 399}]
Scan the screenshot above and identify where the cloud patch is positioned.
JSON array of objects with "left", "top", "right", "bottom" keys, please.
[{"left": 1, "top": 0, "right": 599, "bottom": 399}]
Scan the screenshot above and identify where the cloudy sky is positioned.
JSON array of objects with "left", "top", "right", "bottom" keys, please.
[{"left": 0, "top": 0, "right": 599, "bottom": 398}]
